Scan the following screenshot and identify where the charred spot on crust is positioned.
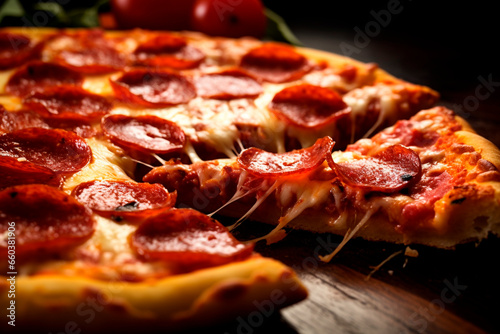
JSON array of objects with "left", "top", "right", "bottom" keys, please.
[
  {"left": 212, "top": 281, "right": 248, "bottom": 301},
  {"left": 451, "top": 197, "right": 466, "bottom": 204}
]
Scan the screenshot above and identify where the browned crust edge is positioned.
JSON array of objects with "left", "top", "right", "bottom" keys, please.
[
  {"left": 218, "top": 109, "right": 500, "bottom": 249},
  {"left": 0, "top": 257, "right": 307, "bottom": 333}
]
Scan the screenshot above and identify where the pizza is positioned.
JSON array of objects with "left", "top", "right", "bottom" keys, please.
[
  {"left": 146, "top": 106, "right": 500, "bottom": 257},
  {"left": 0, "top": 26, "right": 498, "bottom": 332}
]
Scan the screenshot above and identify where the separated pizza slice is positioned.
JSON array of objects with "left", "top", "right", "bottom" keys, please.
[
  {"left": 0, "top": 130, "right": 307, "bottom": 333},
  {"left": 144, "top": 107, "right": 500, "bottom": 254}
]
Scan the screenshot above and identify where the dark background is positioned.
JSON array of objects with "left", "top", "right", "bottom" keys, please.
[
  {"left": 2, "top": 0, "right": 499, "bottom": 108},
  {"left": 263, "top": 0, "right": 498, "bottom": 86},
  {"left": 263, "top": 0, "right": 500, "bottom": 131}
]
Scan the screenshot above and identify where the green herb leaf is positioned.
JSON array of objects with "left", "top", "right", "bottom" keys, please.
[
  {"left": 264, "top": 8, "right": 302, "bottom": 46},
  {"left": 33, "top": 2, "right": 68, "bottom": 24},
  {"left": 67, "top": 0, "right": 108, "bottom": 27},
  {"left": 0, "top": 0, "right": 25, "bottom": 22}
]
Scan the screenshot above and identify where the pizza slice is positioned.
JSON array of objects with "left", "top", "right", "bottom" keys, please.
[
  {"left": 144, "top": 106, "right": 500, "bottom": 255},
  {"left": 0, "top": 127, "right": 307, "bottom": 332}
]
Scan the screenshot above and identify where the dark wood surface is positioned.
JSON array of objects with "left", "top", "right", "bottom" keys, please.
[
  {"left": 197, "top": 2, "right": 500, "bottom": 334},
  {"left": 191, "top": 223, "right": 499, "bottom": 334}
]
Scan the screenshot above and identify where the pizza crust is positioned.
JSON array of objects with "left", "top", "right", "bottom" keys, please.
[
  {"left": 296, "top": 46, "right": 398, "bottom": 82},
  {"left": 278, "top": 115, "right": 500, "bottom": 248},
  {"left": 199, "top": 110, "right": 500, "bottom": 250},
  {"left": 0, "top": 257, "right": 307, "bottom": 333}
]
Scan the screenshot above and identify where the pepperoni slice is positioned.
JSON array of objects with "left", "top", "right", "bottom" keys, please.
[
  {"left": 72, "top": 180, "right": 176, "bottom": 222},
  {"left": 376, "top": 120, "right": 440, "bottom": 148},
  {"left": 0, "top": 184, "right": 94, "bottom": 254},
  {"left": 131, "top": 208, "right": 254, "bottom": 271},
  {"left": 237, "top": 136, "right": 335, "bottom": 177},
  {"left": 269, "top": 84, "right": 350, "bottom": 128},
  {"left": 328, "top": 144, "right": 422, "bottom": 193},
  {"left": 101, "top": 114, "right": 186, "bottom": 155},
  {"left": 400, "top": 171, "right": 452, "bottom": 230},
  {"left": 0, "top": 128, "right": 91, "bottom": 174},
  {"left": 239, "top": 43, "right": 312, "bottom": 83},
  {"left": 44, "top": 119, "right": 97, "bottom": 139},
  {"left": 110, "top": 70, "right": 196, "bottom": 107},
  {"left": 0, "top": 106, "right": 94, "bottom": 141},
  {"left": 194, "top": 69, "right": 263, "bottom": 100},
  {"left": 23, "top": 86, "right": 113, "bottom": 123},
  {"left": 0, "top": 156, "right": 59, "bottom": 189},
  {"left": 0, "top": 107, "right": 49, "bottom": 134},
  {"left": 5, "top": 61, "right": 84, "bottom": 97},
  {"left": 0, "top": 32, "right": 42, "bottom": 70},
  {"left": 132, "top": 34, "right": 205, "bottom": 69},
  {"left": 52, "top": 30, "right": 125, "bottom": 74}
]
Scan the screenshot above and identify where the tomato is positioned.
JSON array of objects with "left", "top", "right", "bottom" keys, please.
[
  {"left": 110, "top": 0, "right": 196, "bottom": 30},
  {"left": 190, "top": 0, "right": 267, "bottom": 38}
]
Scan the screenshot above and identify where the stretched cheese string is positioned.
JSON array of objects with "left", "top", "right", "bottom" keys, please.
[
  {"left": 184, "top": 139, "right": 203, "bottom": 163},
  {"left": 365, "top": 249, "right": 403, "bottom": 281},
  {"left": 234, "top": 138, "right": 245, "bottom": 153},
  {"left": 208, "top": 170, "right": 261, "bottom": 217},
  {"left": 151, "top": 153, "right": 166, "bottom": 166},
  {"left": 246, "top": 179, "right": 333, "bottom": 245},
  {"left": 319, "top": 207, "right": 377, "bottom": 262},
  {"left": 362, "top": 95, "right": 395, "bottom": 138},
  {"left": 227, "top": 179, "right": 281, "bottom": 231}
]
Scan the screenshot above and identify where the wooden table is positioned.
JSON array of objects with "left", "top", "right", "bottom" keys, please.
[{"left": 192, "top": 224, "right": 499, "bottom": 334}]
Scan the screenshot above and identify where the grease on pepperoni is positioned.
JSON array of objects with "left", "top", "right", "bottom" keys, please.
[
  {"left": 132, "top": 34, "right": 205, "bottom": 69},
  {"left": 237, "top": 136, "right": 335, "bottom": 177},
  {"left": 0, "top": 128, "right": 92, "bottom": 175},
  {"left": 376, "top": 120, "right": 440, "bottom": 147},
  {"left": 72, "top": 180, "right": 176, "bottom": 222},
  {"left": 239, "top": 43, "right": 312, "bottom": 83},
  {"left": 0, "top": 184, "right": 95, "bottom": 254},
  {"left": 269, "top": 84, "right": 350, "bottom": 128},
  {"left": 0, "top": 32, "right": 42, "bottom": 70},
  {"left": 0, "top": 156, "right": 59, "bottom": 189},
  {"left": 329, "top": 144, "right": 422, "bottom": 193},
  {"left": 110, "top": 70, "right": 196, "bottom": 107},
  {"left": 52, "top": 29, "right": 125, "bottom": 74},
  {"left": 0, "top": 107, "right": 49, "bottom": 134},
  {"left": 194, "top": 69, "right": 263, "bottom": 100},
  {"left": 5, "top": 61, "right": 84, "bottom": 97},
  {"left": 23, "top": 86, "right": 113, "bottom": 123},
  {"left": 130, "top": 208, "right": 254, "bottom": 271},
  {"left": 101, "top": 114, "right": 186, "bottom": 155},
  {"left": 400, "top": 171, "right": 453, "bottom": 231}
]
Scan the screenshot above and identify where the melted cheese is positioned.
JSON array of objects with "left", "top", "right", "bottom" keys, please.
[
  {"left": 82, "top": 74, "right": 116, "bottom": 96},
  {"left": 0, "top": 70, "right": 14, "bottom": 94},
  {"left": 319, "top": 208, "right": 376, "bottom": 262},
  {"left": 63, "top": 138, "right": 134, "bottom": 193},
  {"left": 227, "top": 169, "right": 334, "bottom": 244},
  {"left": 88, "top": 216, "right": 136, "bottom": 256},
  {"left": 258, "top": 178, "right": 332, "bottom": 244},
  {"left": 228, "top": 180, "right": 281, "bottom": 231},
  {"left": 343, "top": 84, "right": 400, "bottom": 139},
  {"left": 0, "top": 95, "right": 21, "bottom": 110}
]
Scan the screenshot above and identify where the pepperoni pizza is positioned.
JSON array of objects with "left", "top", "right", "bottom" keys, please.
[{"left": 1, "top": 26, "right": 498, "bottom": 332}]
